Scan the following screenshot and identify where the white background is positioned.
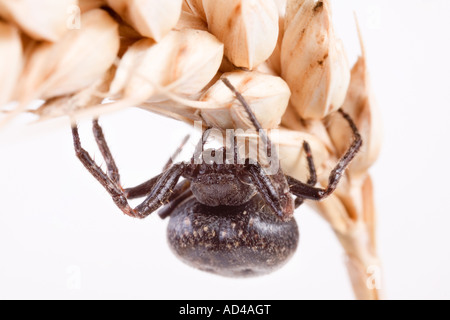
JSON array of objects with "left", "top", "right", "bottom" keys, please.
[{"left": 1, "top": 0, "right": 449, "bottom": 300}]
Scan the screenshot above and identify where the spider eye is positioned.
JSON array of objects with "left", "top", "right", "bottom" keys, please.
[{"left": 167, "top": 196, "right": 299, "bottom": 277}]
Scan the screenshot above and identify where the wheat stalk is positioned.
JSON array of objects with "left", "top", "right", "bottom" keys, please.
[{"left": 0, "top": 0, "right": 383, "bottom": 300}]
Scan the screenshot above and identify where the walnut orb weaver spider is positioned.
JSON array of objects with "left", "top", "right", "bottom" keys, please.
[{"left": 71, "top": 79, "right": 362, "bottom": 277}]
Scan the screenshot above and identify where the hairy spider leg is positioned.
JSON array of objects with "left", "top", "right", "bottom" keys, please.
[
  {"left": 294, "top": 141, "right": 318, "bottom": 208},
  {"left": 287, "top": 109, "right": 362, "bottom": 201},
  {"left": 222, "top": 78, "right": 294, "bottom": 220},
  {"left": 222, "top": 78, "right": 275, "bottom": 161},
  {"left": 72, "top": 122, "right": 186, "bottom": 219},
  {"left": 163, "top": 134, "right": 190, "bottom": 171},
  {"left": 125, "top": 133, "right": 190, "bottom": 199},
  {"left": 191, "top": 127, "right": 210, "bottom": 164},
  {"left": 92, "top": 119, "right": 121, "bottom": 184},
  {"left": 94, "top": 120, "right": 193, "bottom": 217},
  {"left": 159, "top": 129, "right": 218, "bottom": 219}
]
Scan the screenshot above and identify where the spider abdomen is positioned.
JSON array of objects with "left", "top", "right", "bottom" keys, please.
[{"left": 167, "top": 196, "right": 299, "bottom": 277}]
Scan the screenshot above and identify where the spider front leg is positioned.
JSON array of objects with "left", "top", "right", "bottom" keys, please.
[
  {"left": 72, "top": 122, "right": 186, "bottom": 219},
  {"left": 124, "top": 133, "right": 190, "bottom": 200},
  {"left": 287, "top": 109, "right": 363, "bottom": 201},
  {"left": 92, "top": 119, "right": 121, "bottom": 184},
  {"left": 294, "top": 141, "right": 318, "bottom": 209}
]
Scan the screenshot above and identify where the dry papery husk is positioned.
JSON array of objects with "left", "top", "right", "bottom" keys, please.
[
  {"left": 281, "top": 0, "right": 350, "bottom": 120},
  {"left": 175, "top": 6, "right": 208, "bottom": 31},
  {"left": 276, "top": 129, "right": 330, "bottom": 181},
  {"left": 311, "top": 174, "right": 381, "bottom": 300},
  {"left": 97, "top": 29, "right": 223, "bottom": 114},
  {"left": 284, "top": 111, "right": 382, "bottom": 300},
  {"left": 0, "top": 9, "right": 120, "bottom": 127},
  {"left": 278, "top": 20, "right": 383, "bottom": 298},
  {"left": 281, "top": 102, "right": 336, "bottom": 151},
  {"left": 106, "top": 0, "right": 182, "bottom": 42},
  {"left": 301, "top": 28, "right": 382, "bottom": 299},
  {"left": 0, "top": 21, "right": 22, "bottom": 108},
  {"left": 199, "top": 71, "right": 290, "bottom": 129},
  {"left": 184, "top": 0, "right": 206, "bottom": 21},
  {"left": 0, "top": 0, "right": 77, "bottom": 42},
  {"left": 79, "top": 0, "right": 106, "bottom": 12},
  {"left": 266, "top": 0, "right": 287, "bottom": 75},
  {"left": 133, "top": 71, "right": 290, "bottom": 133},
  {"left": 1, "top": 9, "right": 120, "bottom": 127},
  {"left": 202, "top": 0, "right": 279, "bottom": 70},
  {"left": 34, "top": 67, "right": 116, "bottom": 120},
  {"left": 326, "top": 29, "right": 382, "bottom": 180}
]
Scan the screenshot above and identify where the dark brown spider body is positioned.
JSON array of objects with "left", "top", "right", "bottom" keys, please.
[
  {"left": 71, "top": 79, "right": 362, "bottom": 278},
  {"left": 183, "top": 148, "right": 258, "bottom": 207},
  {"left": 189, "top": 172, "right": 257, "bottom": 207},
  {"left": 167, "top": 196, "right": 299, "bottom": 277}
]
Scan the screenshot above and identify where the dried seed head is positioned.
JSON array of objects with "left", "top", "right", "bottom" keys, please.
[
  {"left": 281, "top": 0, "right": 350, "bottom": 119},
  {"left": 35, "top": 66, "right": 116, "bottom": 120},
  {"left": 281, "top": 103, "right": 336, "bottom": 151},
  {"left": 200, "top": 71, "right": 290, "bottom": 130},
  {"left": 276, "top": 129, "right": 330, "bottom": 182},
  {"left": 327, "top": 32, "right": 382, "bottom": 179},
  {"left": 274, "top": 0, "right": 287, "bottom": 15},
  {"left": 266, "top": 14, "right": 285, "bottom": 76},
  {"left": 0, "top": 0, "right": 77, "bottom": 42},
  {"left": 184, "top": 0, "right": 206, "bottom": 21},
  {"left": 175, "top": 7, "right": 208, "bottom": 31},
  {"left": 110, "top": 29, "right": 223, "bottom": 106},
  {"left": 203, "top": 0, "right": 279, "bottom": 70},
  {"left": 15, "top": 9, "right": 120, "bottom": 102},
  {"left": 266, "top": 0, "right": 286, "bottom": 75},
  {"left": 0, "top": 22, "right": 22, "bottom": 107},
  {"left": 106, "top": 0, "right": 183, "bottom": 42},
  {"left": 79, "top": 0, "right": 106, "bottom": 12}
]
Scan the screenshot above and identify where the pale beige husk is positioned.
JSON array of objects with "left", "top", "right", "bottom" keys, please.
[
  {"left": 34, "top": 67, "right": 116, "bottom": 120},
  {"left": 1, "top": 9, "right": 120, "bottom": 127},
  {"left": 175, "top": 6, "right": 208, "bottom": 31},
  {"left": 0, "top": 21, "right": 22, "bottom": 108},
  {"left": 135, "top": 71, "right": 290, "bottom": 131},
  {"left": 0, "top": 0, "right": 77, "bottom": 42},
  {"left": 0, "top": 0, "right": 383, "bottom": 300},
  {"left": 79, "top": 0, "right": 106, "bottom": 12},
  {"left": 203, "top": 0, "right": 279, "bottom": 70},
  {"left": 105, "top": 29, "right": 224, "bottom": 113},
  {"left": 200, "top": 71, "right": 290, "bottom": 130},
  {"left": 326, "top": 28, "right": 382, "bottom": 179},
  {"left": 106, "top": 0, "right": 182, "bottom": 42},
  {"left": 281, "top": 0, "right": 350, "bottom": 119},
  {"left": 284, "top": 19, "right": 382, "bottom": 299},
  {"left": 184, "top": 0, "right": 206, "bottom": 21},
  {"left": 315, "top": 23, "right": 383, "bottom": 299}
]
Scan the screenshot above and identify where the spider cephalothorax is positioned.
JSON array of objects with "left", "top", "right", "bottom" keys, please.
[{"left": 72, "top": 79, "right": 362, "bottom": 277}]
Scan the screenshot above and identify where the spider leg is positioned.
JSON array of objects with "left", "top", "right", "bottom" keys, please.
[
  {"left": 163, "top": 134, "right": 190, "bottom": 171},
  {"left": 224, "top": 78, "right": 294, "bottom": 219},
  {"left": 158, "top": 186, "right": 193, "bottom": 220},
  {"left": 245, "top": 163, "right": 283, "bottom": 217},
  {"left": 222, "top": 78, "right": 275, "bottom": 160},
  {"left": 191, "top": 127, "right": 210, "bottom": 164},
  {"left": 124, "top": 175, "right": 162, "bottom": 199},
  {"left": 72, "top": 125, "right": 186, "bottom": 219},
  {"left": 294, "top": 141, "right": 318, "bottom": 209},
  {"left": 288, "top": 109, "right": 362, "bottom": 201},
  {"left": 134, "top": 163, "right": 186, "bottom": 217},
  {"left": 125, "top": 135, "right": 190, "bottom": 199},
  {"left": 72, "top": 125, "right": 137, "bottom": 218},
  {"left": 92, "top": 119, "right": 121, "bottom": 184}
]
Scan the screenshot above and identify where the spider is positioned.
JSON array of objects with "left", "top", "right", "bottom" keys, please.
[{"left": 71, "top": 79, "right": 362, "bottom": 277}]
